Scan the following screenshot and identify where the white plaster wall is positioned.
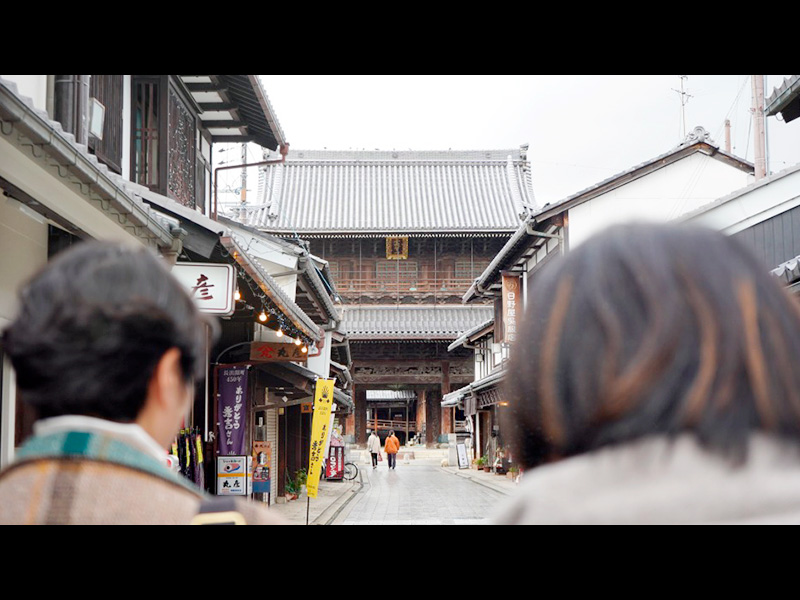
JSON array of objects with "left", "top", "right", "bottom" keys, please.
[
  {"left": 1, "top": 75, "right": 48, "bottom": 113},
  {"left": 306, "top": 330, "right": 332, "bottom": 377},
  {"left": 684, "top": 167, "right": 800, "bottom": 235},
  {"left": 568, "top": 154, "right": 754, "bottom": 248},
  {"left": 254, "top": 257, "right": 297, "bottom": 301},
  {"left": 0, "top": 197, "right": 47, "bottom": 468},
  {"left": 0, "top": 197, "right": 48, "bottom": 326},
  {"left": 0, "top": 137, "right": 144, "bottom": 246}
]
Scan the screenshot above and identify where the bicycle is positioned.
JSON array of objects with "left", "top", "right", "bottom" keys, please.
[{"left": 343, "top": 462, "right": 359, "bottom": 481}]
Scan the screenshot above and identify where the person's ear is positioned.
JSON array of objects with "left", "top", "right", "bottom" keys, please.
[{"left": 149, "top": 347, "right": 184, "bottom": 409}]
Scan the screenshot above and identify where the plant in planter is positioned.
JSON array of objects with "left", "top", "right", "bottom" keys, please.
[
  {"left": 285, "top": 469, "right": 306, "bottom": 501},
  {"left": 480, "top": 455, "right": 492, "bottom": 472}
]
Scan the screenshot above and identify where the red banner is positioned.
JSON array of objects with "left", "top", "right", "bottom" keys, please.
[{"left": 326, "top": 445, "right": 344, "bottom": 480}]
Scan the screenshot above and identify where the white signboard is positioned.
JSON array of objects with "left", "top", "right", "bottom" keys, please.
[
  {"left": 216, "top": 456, "right": 248, "bottom": 495},
  {"left": 457, "top": 443, "right": 469, "bottom": 469},
  {"left": 172, "top": 262, "right": 236, "bottom": 316}
]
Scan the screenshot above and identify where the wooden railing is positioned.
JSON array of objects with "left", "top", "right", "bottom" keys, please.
[
  {"left": 368, "top": 419, "right": 416, "bottom": 435},
  {"left": 334, "top": 277, "right": 475, "bottom": 297}
]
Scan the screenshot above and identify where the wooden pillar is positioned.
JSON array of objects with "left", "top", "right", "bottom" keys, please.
[
  {"left": 441, "top": 360, "right": 452, "bottom": 434},
  {"left": 425, "top": 388, "right": 442, "bottom": 447},
  {"left": 354, "top": 385, "right": 368, "bottom": 446}
]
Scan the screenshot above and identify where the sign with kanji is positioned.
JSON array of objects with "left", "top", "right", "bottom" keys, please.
[
  {"left": 385, "top": 236, "right": 408, "bottom": 260},
  {"left": 326, "top": 445, "right": 344, "bottom": 480},
  {"left": 172, "top": 262, "right": 236, "bottom": 316},
  {"left": 216, "top": 456, "right": 248, "bottom": 495},
  {"left": 249, "top": 341, "right": 308, "bottom": 362},
  {"left": 217, "top": 366, "right": 247, "bottom": 455},
  {"left": 306, "top": 378, "right": 336, "bottom": 498},
  {"left": 501, "top": 273, "right": 521, "bottom": 344},
  {"left": 252, "top": 441, "right": 272, "bottom": 494}
]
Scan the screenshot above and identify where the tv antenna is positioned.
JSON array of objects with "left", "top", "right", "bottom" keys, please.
[{"left": 672, "top": 75, "right": 693, "bottom": 139}]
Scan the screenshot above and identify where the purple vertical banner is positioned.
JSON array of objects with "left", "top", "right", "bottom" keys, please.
[{"left": 217, "top": 366, "right": 248, "bottom": 456}]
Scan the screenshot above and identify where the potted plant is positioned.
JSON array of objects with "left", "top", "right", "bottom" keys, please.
[
  {"left": 481, "top": 455, "right": 492, "bottom": 472},
  {"left": 285, "top": 469, "right": 302, "bottom": 501},
  {"left": 295, "top": 468, "right": 308, "bottom": 497},
  {"left": 474, "top": 455, "right": 486, "bottom": 470}
]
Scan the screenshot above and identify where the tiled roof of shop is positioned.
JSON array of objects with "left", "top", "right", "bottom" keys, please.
[
  {"left": 341, "top": 304, "right": 493, "bottom": 340},
  {"left": 234, "top": 148, "right": 535, "bottom": 236}
]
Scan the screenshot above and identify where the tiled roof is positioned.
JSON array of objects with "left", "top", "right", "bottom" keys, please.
[
  {"left": 235, "top": 148, "right": 535, "bottom": 236},
  {"left": 0, "top": 77, "right": 175, "bottom": 249},
  {"left": 366, "top": 390, "right": 416, "bottom": 400},
  {"left": 463, "top": 126, "right": 756, "bottom": 303},
  {"left": 341, "top": 304, "right": 493, "bottom": 340},
  {"left": 765, "top": 75, "right": 800, "bottom": 121}
]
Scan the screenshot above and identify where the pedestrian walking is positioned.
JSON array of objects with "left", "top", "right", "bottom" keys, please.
[
  {"left": 367, "top": 430, "right": 382, "bottom": 468},
  {"left": 0, "top": 241, "right": 286, "bottom": 525},
  {"left": 494, "top": 222, "right": 800, "bottom": 525},
  {"left": 384, "top": 430, "right": 400, "bottom": 469}
]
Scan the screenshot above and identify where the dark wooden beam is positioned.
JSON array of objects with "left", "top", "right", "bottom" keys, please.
[
  {"left": 201, "top": 120, "right": 247, "bottom": 129},
  {"left": 198, "top": 102, "right": 237, "bottom": 111},
  {"left": 185, "top": 83, "right": 228, "bottom": 93}
]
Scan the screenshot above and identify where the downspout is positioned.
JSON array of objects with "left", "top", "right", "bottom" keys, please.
[{"left": 213, "top": 143, "right": 289, "bottom": 221}]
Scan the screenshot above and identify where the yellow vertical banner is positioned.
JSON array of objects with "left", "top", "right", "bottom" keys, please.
[{"left": 306, "top": 378, "right": 335, "bottom": 498}]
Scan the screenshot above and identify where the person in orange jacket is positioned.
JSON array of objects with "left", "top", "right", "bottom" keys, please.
[{"left": 384, "top": 430, "right": 400, "bottom": 469}]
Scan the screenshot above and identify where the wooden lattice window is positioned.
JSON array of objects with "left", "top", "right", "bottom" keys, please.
[
  {"left": 132, "top": 77, "right": 161, "bottom": 191},
  {"left": 167, "top": 86, "right": 196, "bottom": 207},
  {"left": 327, "top": 261, "right": 340, "bottom": 282},
  {"left": 376, "top": 260, "right": 418, "bottom": 287},
  {"left": 88, "top": 75, "right": 123, "bottom": 174},
  {"left": 455, "top": 259, "right": 490, "bottom": 280},
  {"left": 131, "top": 76, "right": 197, "bottom": 207}
]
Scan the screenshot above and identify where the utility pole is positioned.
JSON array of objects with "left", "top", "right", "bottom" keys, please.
[
  {"left": 240, "top": 143, "right": 248, "bottom": 220},
  {"left": 672, "top": 75, "right": 693, "bottom": 139},
  {"left": 752, "top": 75, "right": 767, "bottom": 180}
]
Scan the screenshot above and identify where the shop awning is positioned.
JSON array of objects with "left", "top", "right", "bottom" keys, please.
[
  {"left": 441, "top": 369, "right": 506, "bottom": 415},
  {"left": 220, "top": 235, "right": 323, "bottom": 345}
]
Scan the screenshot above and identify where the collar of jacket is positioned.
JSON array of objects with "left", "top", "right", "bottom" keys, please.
[{"left": 14, "top": 430, "right": 203, "bottom": 495}]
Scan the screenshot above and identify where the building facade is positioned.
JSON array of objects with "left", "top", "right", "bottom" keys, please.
[
  {"left": 0, "top": 75, "right": 340, "bottom": 503},
  {"left": 224, "top": 147, "right": 537, "bottom": 447},
  {"left": 454, "top": 125, "right": 756, "bottom": 468}
]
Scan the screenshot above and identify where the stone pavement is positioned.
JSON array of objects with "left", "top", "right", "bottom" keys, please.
[
  {"left": 265, "top": 476, "right": 359, "bottom": 525},
  {"left": 264, "top": 447, "right": 522, "bottom": 525}
]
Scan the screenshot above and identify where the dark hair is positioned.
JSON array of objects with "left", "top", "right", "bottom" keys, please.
[
  {"left": 503, "top": 222, "right": 800, "bottom": 469},
  {"left": 1, "top": 241, "right": 218, "bottom": 422}
]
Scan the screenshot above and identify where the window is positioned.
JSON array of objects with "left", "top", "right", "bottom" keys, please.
[
  {"left": 376, "top": 260, "right": 418, "bottom": 288},
  {"left": 88, "top": 75, "right": 123, "bottom": 174},
  {"left": 132, "top": 77, "right": 161, "bottom": 191},
  {"left": 131, "top": 76, "right": 197, "bottom": 207},
  {"left": 455, "top": 259, "right": 490, "bottom": 280}
]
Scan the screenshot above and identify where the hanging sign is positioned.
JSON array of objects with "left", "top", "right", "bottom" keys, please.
[
  {"left": 249, "top": 341, "right": 308, "bottom": 362},
  {"left": 386, "top": 236, "right": 409, "bottom": 260},
  {"left": 172, "top": 262, "right": 236, "bottom": 316},
  {"left": 501, "top": 272, "right": 521, "bottom": 344},
  {"left": 306, "top": 378, "right": 336, "bottom": 498},
  {"left": 217, "top": 366, "right": 248, "bottom": 455}
]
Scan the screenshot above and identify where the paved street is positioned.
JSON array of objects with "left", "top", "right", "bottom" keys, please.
[{"left": 330, "top": 460, "right": 510, "bottom": 525}]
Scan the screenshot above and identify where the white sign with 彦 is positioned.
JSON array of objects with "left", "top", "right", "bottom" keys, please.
[{"left": 172, "top": 262, "right": 236, "bottom": 316}]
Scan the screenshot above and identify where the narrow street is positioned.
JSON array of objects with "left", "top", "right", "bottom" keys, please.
[{"left": 329, "top": 454, "right": 512, "bottom": 525}]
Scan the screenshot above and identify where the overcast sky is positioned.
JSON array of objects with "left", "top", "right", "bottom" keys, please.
[{"left": 250, "top": 75, "right": 800, "bottom": 208}]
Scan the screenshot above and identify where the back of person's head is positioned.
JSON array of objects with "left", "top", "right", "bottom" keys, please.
[
  {"left": 1, "top": 241, "right": 217, "bottom": 422},
  {"left": 504, "top": 222, "right": 800, "bottom": 469}
]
